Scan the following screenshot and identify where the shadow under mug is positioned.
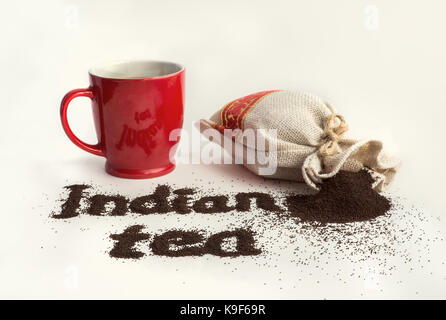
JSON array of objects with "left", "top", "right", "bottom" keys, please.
[{"left": 60, "top": 60, "right": 185, "bottom": 179}]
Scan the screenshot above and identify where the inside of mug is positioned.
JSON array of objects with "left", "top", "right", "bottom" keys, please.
[{"left": 89, "top": 60, "right": 183, "bottom": 79}]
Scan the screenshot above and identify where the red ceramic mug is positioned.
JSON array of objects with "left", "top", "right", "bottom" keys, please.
[{"left": 60, "top": 60, "right": 185, "bottom": 178}]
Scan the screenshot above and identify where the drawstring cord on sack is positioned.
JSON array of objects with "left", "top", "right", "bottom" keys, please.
[{"left": 318, "top": 103, "right": 349, "bottom": 157}]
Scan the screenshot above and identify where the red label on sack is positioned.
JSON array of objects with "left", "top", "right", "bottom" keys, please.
[{"left": 219, "top": 90, "right": 280, "bottom": 130}]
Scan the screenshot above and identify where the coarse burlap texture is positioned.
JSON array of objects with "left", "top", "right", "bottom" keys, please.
[{"left": 199, "top": 90, "right": 400, "bottom": 191}]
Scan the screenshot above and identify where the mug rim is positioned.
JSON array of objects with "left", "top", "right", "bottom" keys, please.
[{"left": 88, "top": 60, "right": 185, "bottom": 80}]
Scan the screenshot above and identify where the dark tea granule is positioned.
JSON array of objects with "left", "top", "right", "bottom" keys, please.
[
  {"left": 286, "top": 170, "right": 391, "bottom": 224},
  {"left": 172, "top": 188, "right": 195, "bottom": 214},
  {"left": 129, "top": 185, "right": 172, "bottom": 214},
  {"left": 150, "top": 230, "right": 206, "bottom": 257},
  {"left": 109, "top": 225, "right": 150, "bottom": 259},
  {"left": 53, "top": 184, "right": 90, "bottom": 219},
  {"left": 55, "top": 170, "right": 393, "bottom": 263},
  {"left": 205, "top": 229, "right": 261, "bottom": 257},
  {"left": 88, "top": 194, "right": 128, "bottom": 216},
  {"left": 49, "top": 169, "right": 446, "bottom": 294},
  {"left": 148, "top": 229, "right": 261, "bottom": 257},
  {"left": 235, "top": 192, "right": 282, "bottom": 213},
  {"left": 192, "top": 195, "right": 234, "bottom": 213}
]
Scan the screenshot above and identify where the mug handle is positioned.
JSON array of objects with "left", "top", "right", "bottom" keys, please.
[{"left": 60, "top": 88, "right": 105, "bottom": 156}]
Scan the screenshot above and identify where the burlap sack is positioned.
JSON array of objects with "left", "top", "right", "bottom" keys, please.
[{"left": 199, "top": 90, "right": 400, "bottom": 191}]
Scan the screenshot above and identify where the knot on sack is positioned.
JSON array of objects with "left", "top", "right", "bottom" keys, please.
[{"left": 319, "top": 103, "right": 349, "bottom": 157}]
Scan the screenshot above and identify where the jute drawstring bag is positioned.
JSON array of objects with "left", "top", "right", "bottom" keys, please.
[{"left": 199, "top": 90, "right": 400, "bottom": 191}]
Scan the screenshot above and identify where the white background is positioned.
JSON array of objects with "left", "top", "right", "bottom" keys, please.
[{"left": 1, "top": 0, "right": 446, "bottom": 299}]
